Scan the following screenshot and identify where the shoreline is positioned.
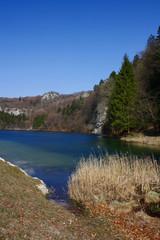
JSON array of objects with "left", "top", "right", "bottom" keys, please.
[
  {"left": 0, "top": 158, "right": 125, "bottom": 240},
  {"left": 121, "top": 133, "right": 160, "bottom": 146},
  {"left": 0, "top": 128, "right": 96, "bottom": 135},
  {"left": 0, "top": 156, "right": 69, "bottom": 207},
  {"left": 1, "top": 152, "right": 160, "bottom": 239},
  {"left": 1, "top": 128, "right": 160, "bottom": 146},
  {"left": 0, "top": 157, "right": 49, "bottom": 195}
]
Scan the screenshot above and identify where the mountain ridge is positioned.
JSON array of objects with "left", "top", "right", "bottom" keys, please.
[{"left": 0, "top": 89, "right": 104, "bottom": 133}]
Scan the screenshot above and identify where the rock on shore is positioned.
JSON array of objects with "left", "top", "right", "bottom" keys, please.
[{"left": 0, "top": 157, "right": 49, "bottom": 195}]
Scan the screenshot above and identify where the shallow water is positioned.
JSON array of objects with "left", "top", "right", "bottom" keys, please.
[{"left": 0, "top": 130, "right": 160, "bottom": 202}]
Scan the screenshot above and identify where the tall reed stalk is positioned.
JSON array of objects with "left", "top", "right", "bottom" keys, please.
[{"left": 68, "top": 153, "right": 160, "bottom": 205}]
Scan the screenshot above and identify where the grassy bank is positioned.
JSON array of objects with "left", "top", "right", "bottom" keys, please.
[
  {"left": 121, "top": 133, "right": 160, "bottom": 146},
  {"left": 0, "top": 158, "right": 125, "bottom": 240}
]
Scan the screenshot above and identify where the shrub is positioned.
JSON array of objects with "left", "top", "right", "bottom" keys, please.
[{"left": 68, "top": 153, "right": 160, "bottom": 206}]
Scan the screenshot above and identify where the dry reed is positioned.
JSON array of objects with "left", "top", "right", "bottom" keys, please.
[{"left": 68, "top": 153, "right": 160, "bottom": 205}]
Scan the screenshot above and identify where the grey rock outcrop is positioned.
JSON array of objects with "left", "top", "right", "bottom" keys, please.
[{"left": 94, "top": 103, "right": 107, "bottom": 134}]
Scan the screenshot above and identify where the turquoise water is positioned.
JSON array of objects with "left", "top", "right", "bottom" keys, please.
[{"left": 0, "top": 130, "right": 160, "bottom": 202}]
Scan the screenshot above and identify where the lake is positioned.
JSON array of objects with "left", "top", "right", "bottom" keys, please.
[{"left": 0, "top": 130, "right": 160, "bottom": 203}]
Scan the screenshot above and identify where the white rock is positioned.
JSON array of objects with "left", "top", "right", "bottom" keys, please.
[
  {"left": 42, "top": 92, "right": 59, "bottom": 101},
  {"left": 81, "top": 92, "right": 89, "bottom": 98},
  {"left": 4, "top": 108, "right": 23, "bottom": 116},
  {"left": 36, "top": 183, "right": 49, "bottom": 195},
  {"left": 2, "top": 107, "right": 31, "bottom": 116}
]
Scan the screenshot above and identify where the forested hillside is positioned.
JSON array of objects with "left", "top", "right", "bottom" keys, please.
[
  {"left": 102, "top": 26, "right": 160, "bottom": 136},
  {"left": 0, "top": 26, "right": 160, "bottom": 135},
  {"left": 0, "top": 91, "right": 97, "bottom": 133}
]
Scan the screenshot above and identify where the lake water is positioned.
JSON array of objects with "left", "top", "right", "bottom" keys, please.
[{"left": 0, "top": 130, "right": 160, "bottom": 203}]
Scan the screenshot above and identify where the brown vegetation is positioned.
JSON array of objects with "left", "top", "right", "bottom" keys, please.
[
  {"left": 68, "top": 153, "right": 160, "bottom": 239},
  {"left": 121, "top": 133, "right": 160, "bottom": 146},
  {"left": 68, "top": 153, "right": 160, "bottom": 207}
]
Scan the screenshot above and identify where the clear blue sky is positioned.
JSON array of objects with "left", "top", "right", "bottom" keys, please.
[{"left": 0, "top": 0, "right": 160, "bottom": 98}]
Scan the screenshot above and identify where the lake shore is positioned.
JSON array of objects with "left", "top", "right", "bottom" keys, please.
[
  {"left": 0, "top": 157, "right": 125, "bottom": 240},
  {"left": 121, "top": 133, "right": 160, "bottom": 146},
  {"left": 1, "top": 156, "right": 160, "bottom": 239},
  {"left": 0, "top": 157, "right": 49, "bottom": 195}
]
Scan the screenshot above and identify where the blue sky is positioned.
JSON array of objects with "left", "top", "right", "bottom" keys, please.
[{"left": 0, "top": 0, "right": 160, "bottom": 98}]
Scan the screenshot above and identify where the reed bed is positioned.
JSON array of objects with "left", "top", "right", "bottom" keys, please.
[{"left": 68, "top": 153, "right": 160, "bottom": 206}]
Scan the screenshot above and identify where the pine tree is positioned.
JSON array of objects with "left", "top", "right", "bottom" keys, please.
[
  {"left": 109, "top": 54, "right": 139, "bottom": 134},
  {"left": 141, "top": 26, "right": 160, "bottom": 129}
]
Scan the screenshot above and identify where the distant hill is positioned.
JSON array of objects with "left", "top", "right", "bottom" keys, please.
[{"left": 0, "top": 89, "right": 107, "bottom": 133}]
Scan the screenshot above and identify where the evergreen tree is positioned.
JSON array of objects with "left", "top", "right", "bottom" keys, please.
[
  {"left": 109, "top": 71, "right": 116, "bottom": 79},
  {"left": 33, "top": 114, "right": 46, "bottom": 129},
  {"left": 109, "top": 54, "right": 139, "bottom": 134},
  {"left": 139, "top": 26, "right": 160, "bottom": 130}
]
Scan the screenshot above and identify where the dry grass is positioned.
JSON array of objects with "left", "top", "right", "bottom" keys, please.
[{"left": 68, "top": 153, "right": 160, "bottom": 206}]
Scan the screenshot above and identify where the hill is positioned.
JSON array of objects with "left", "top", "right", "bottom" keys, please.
[{"left": 0, "top": 85, "right": 109, "bottom": 134}]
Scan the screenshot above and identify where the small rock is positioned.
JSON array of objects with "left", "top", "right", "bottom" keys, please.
[
  {"left": 145, "top": 191, "right": 160, "bottom": 204},
  {"left": 36, "top": 184, "right": 49, "bottom": 195}
]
